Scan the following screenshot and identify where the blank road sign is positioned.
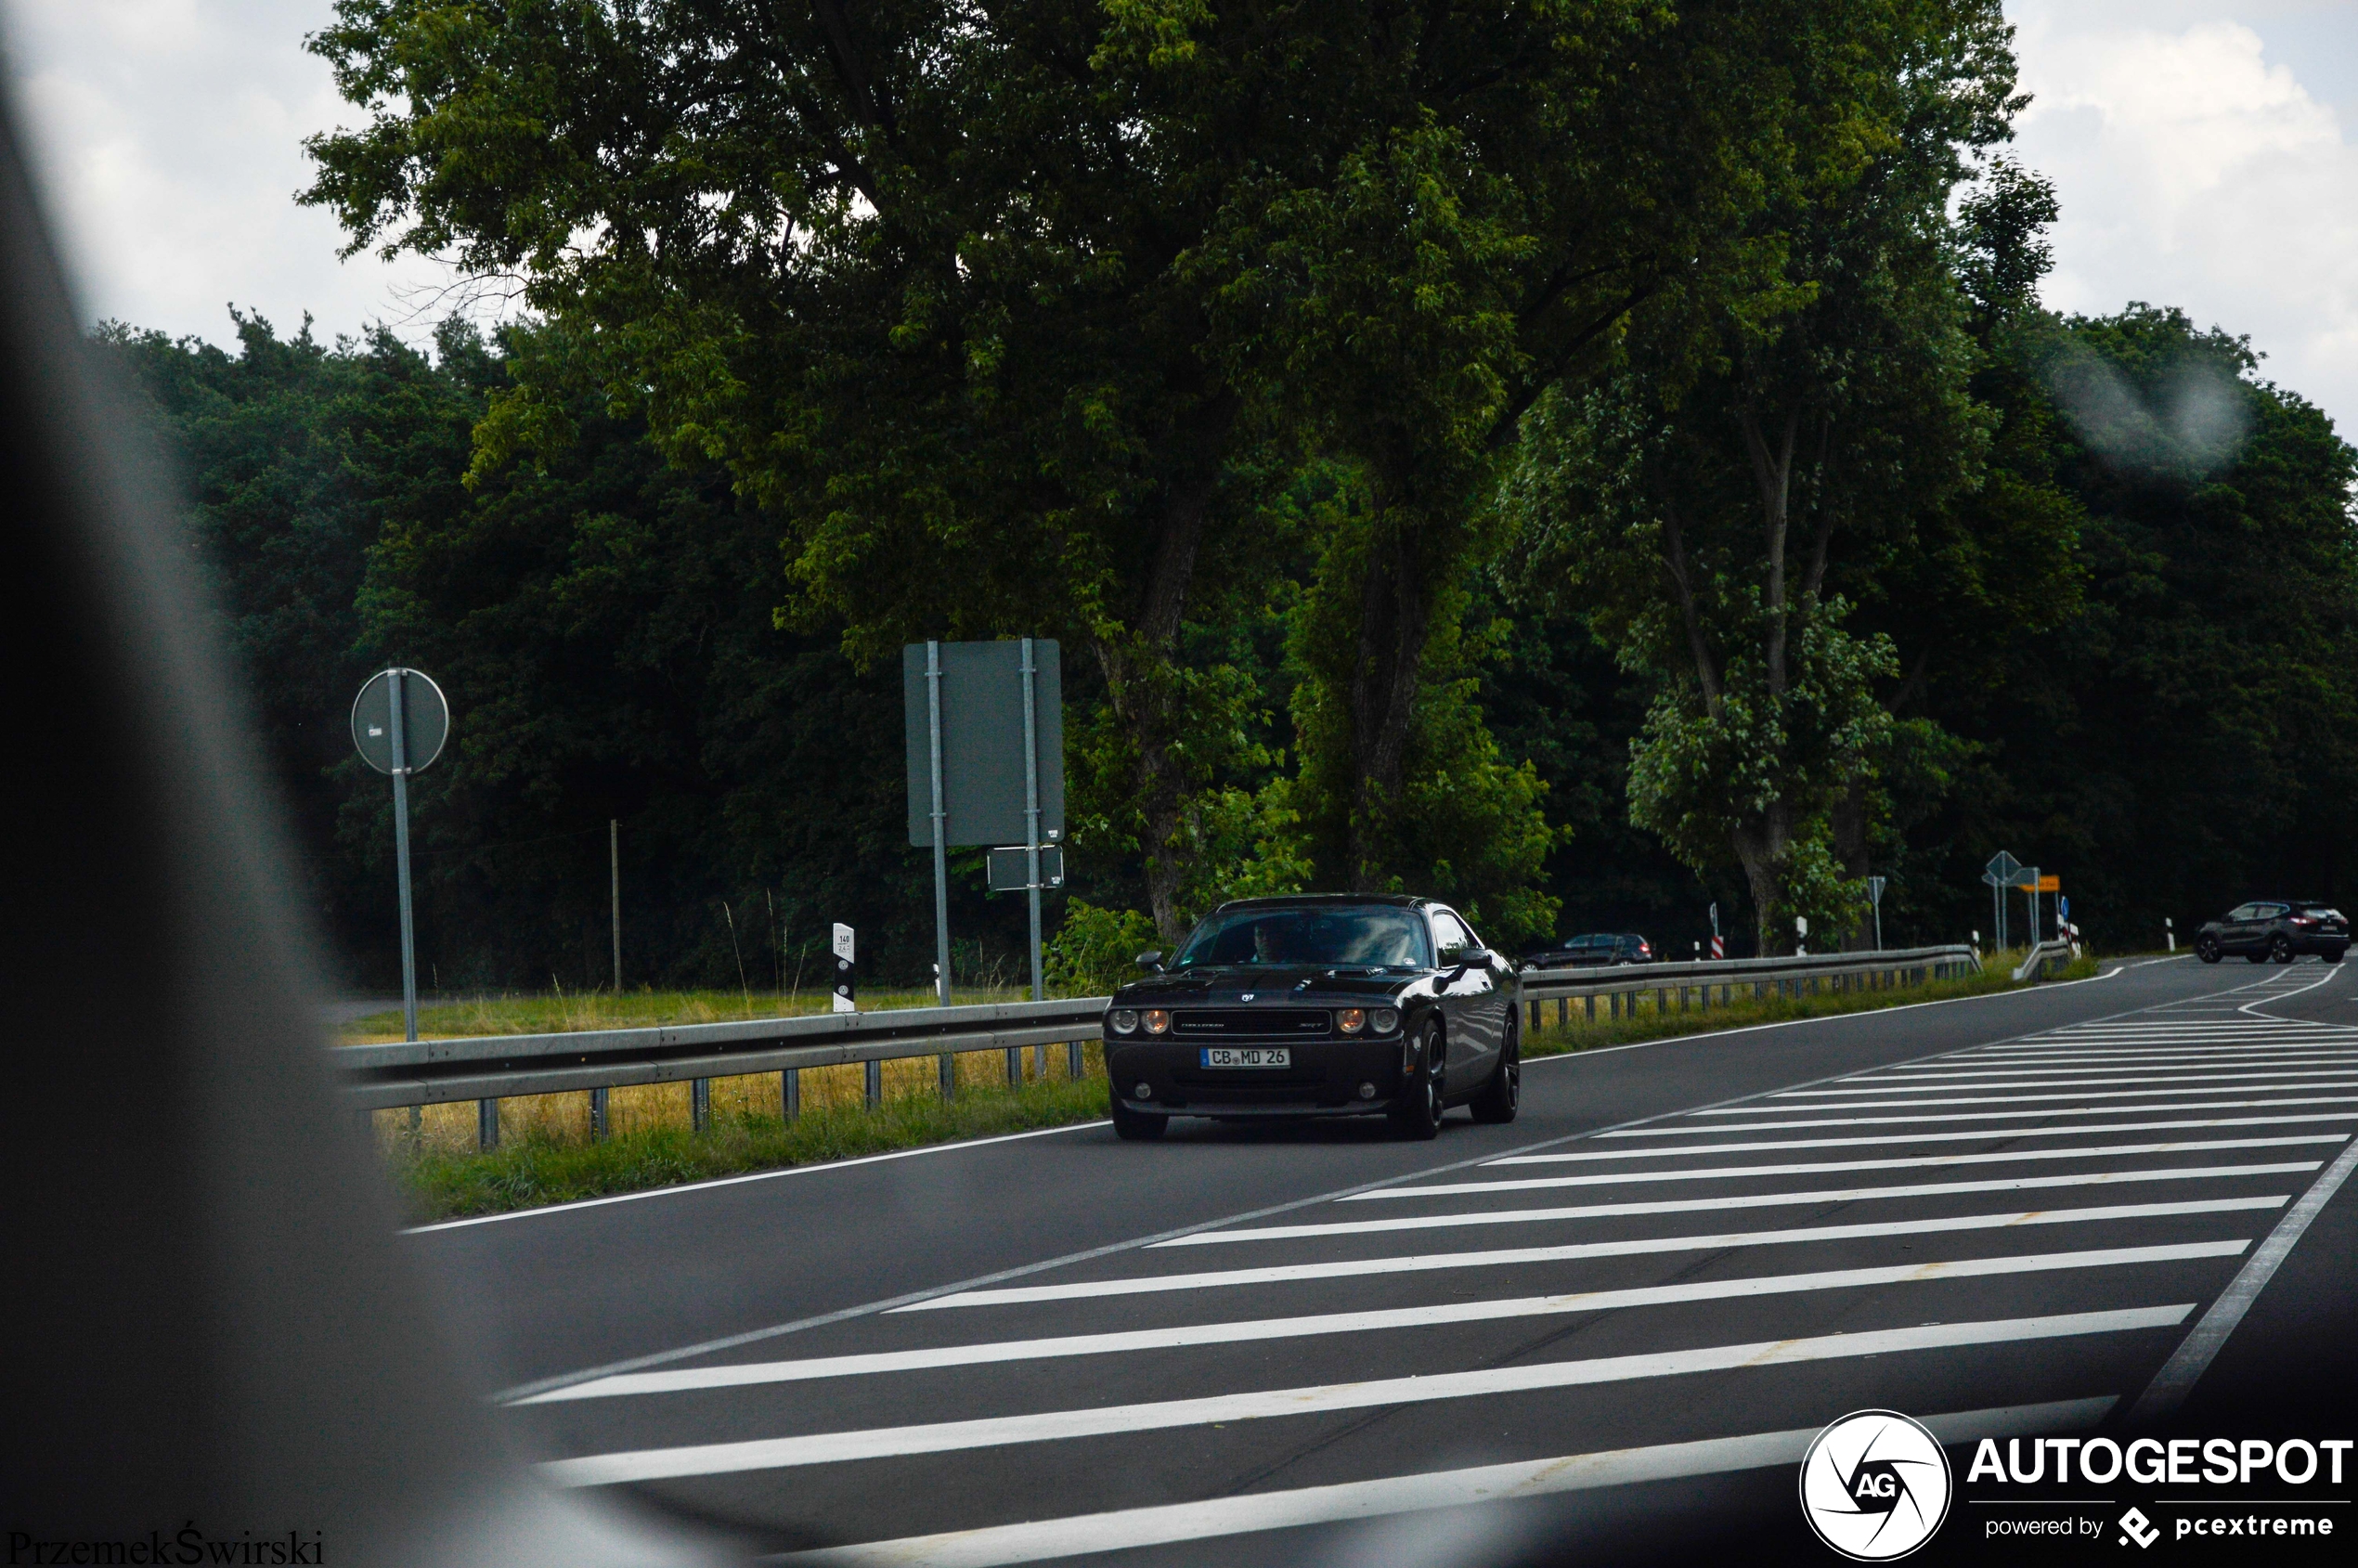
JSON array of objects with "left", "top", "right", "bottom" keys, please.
[
  {"left": 350, "top": 668, "right": 449, "bottom": 775},
  {"left": 989, "top": 845, "right": 1066, "bottom": 892},
  {"left": 905, "top": 641, "right": 1064, "bottom": 847}
]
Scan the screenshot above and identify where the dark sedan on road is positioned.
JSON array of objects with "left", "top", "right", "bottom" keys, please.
[
  {"left": 2196, "top": 900, "right": 2349, "bottom": 964},
  {"left": 1101, "top": 894, "right": 1521, "bottom": 1141},
  {"left": 1518, "top": 931, "right": 1653, "bottom": 969}
]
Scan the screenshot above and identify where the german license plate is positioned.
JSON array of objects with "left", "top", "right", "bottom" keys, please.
[{"left": 1200, "top": 1046, "right": 1290, "bottom": 1069}]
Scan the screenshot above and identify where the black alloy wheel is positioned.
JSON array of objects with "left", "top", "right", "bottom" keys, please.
[
  {"left": 1110, "top": 1099, "right": 1167, "bottom": 1141},
  {"left": 2271, "top": 934, "right": 2297, "bottom": 964},
  {"left": 1471, "top": 1017, "right": 1521, "bottom": 1124},
  {"left": 1390, "top": 1020, "right": 1445, "bottom": 1140},
  {"left": 2197, "top": 935, "right": 2222, "bottom": 964}
]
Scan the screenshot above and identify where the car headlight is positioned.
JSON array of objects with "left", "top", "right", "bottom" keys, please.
[
  {"left": 1108, "top": 1008, "right": 1138, "bottom": 1034},
  {"left": 1337, "top": 1007, "right": 1366, "bottom": 1034},
  {"left": 1144, "top": 1009, "right": 1172, "bottom": 1035},
  {"left": 1370, "top": 1007, "right": 1400, "bottom": 1034}
]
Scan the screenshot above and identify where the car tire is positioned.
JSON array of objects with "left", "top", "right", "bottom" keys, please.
[
  {"left": 2271, "top": 935, "right": 2296, "bottom": 964},
  {"left": 1110, "top": 1100, "right": 1167, "bottom": 1141},
  {"left": 1470, "top": 1022, "right": 1520, "bottom": 1124},
  {"left": 2328, "top": 947, "right": 2348, "bottom": 965},
  {"left": 2197, "top": 936, "right": 2222, "bottom": 964},
  {"left": 1390, "top": 1021, "right": 1444, "bottom": 1141}
]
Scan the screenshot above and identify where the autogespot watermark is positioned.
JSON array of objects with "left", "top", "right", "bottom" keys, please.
[
  {"left": 1959, "top": 1433, "right": 2351, "bottom": 1551},
  {"left": 1801, "top": 1410, "right": 1955, "bottom": 1561}
]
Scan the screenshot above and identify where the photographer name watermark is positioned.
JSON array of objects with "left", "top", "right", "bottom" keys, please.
[{"left": 5, "top": 1524, "right": 323, "bottom": 1565}]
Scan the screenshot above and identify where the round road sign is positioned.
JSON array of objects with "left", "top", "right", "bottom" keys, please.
[{"left": 350, "top": 668, "right": 449, "bottom": 775}]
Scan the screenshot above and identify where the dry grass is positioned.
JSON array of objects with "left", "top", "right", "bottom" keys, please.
[{"left": 339, "top": 981, "right": 1053, "bottom": 1043}]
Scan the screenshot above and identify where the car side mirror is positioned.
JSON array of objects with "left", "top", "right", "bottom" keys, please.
[{"left": 1135, "top": 951, "right": 1165, "bottom": 973}]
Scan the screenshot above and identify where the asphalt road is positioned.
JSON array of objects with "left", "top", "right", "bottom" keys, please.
[{"left": 406, "top": 957, "right": 2358, "bottom": 1564}]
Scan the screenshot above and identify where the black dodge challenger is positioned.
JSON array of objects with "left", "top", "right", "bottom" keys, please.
[{"left": 1101, "top": 894, "right": 1521, "bottom": 1141}]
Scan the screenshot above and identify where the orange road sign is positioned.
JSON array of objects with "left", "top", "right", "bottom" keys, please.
[{"left": 2036, "top": 875, "right": 2060, "bottom": 892}]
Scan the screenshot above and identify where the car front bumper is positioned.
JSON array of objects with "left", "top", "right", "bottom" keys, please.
[{"left": 1104, "top": 1035, "right": 1415, "bottom": 1118}]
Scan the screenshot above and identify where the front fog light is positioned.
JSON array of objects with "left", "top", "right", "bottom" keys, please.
[
  {"left": 1337, "top": 1007, "right": 1366, "bottom": 1033},
  {"left": 1109, "top": 1008, "right": 1139, "bottom": 1034},
  {"left": 1370, "top": 1007, "right": 1400, "bottom": 1034},
  {"left": 1134, "top": 1082, "right": 1153, "bottom": 1099},
  {"left": 1144, "top": 1009, "right": 1172, "bottom": 1035},
  {"left": 1357, "top": 1082, "right": 1377, "bottom": 1099}
]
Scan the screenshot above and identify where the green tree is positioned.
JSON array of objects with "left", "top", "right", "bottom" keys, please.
[{"left": 1507, "top": 1, "right": 2019, "bottom": 952}]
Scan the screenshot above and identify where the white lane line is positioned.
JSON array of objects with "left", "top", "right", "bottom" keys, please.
[
  {"left": 1405, "top": 1136, "right": 2348, "bottom": 1188},
  {"left": 1501, "top": 1121, "right": 2358, "bottom": 1160},
  {"left": 1876, "top": 1054, "right": 2358, "bottom": 1071},
  {"left": 401, "top": 1119, "right": 1110, "bottom": 1234},
  {"left": 1787, "top": 1070, "right": 2358, "bottom": 1095},
  {"left": 519, "top": 1244, "right": 2246, "bottom": 1404},
  {"left": 1623, "top": 1095, "right": 2358, "bottom": 1134},
  {"left": 2130, "top": 1132, "right": 2358, "bottom": 1423},
  {"left": 541, "top": 1310, "right": 2187, "bottom": 1486},
  {"left": 764, "top": 1397, "right": 2121, "bottom": 1568},
  {"left": 894, "top": 1199, "right": 2284, "bottom": 1309},
  {"left": 1714, "top": 1082, "right": 2358, "bottom": 1112},
  {"left": 1164, "top": 1168, "right": 2313, "bottom": 1242}
]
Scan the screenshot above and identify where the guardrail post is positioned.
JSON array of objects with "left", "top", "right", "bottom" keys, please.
[
  {"left": 590, "top": 1086, "right": 608, "bottom": 1141},
  {"left": 939, "top": 1053, "right": 954, "bottom": 1101},
  {"left": 1006, "top": 1045, "right": 1022, "bottom": 1088},
  {"left": 782, "top": 1068, "right": 800, "bottom": 1121},
  {"left": 1655, "top": 987, "right": 1667, "bottom": 1014},
  {"left": 477, "top": 1098, "right": 499, "bottom": 1151},
  {"left": 1585, "top": 995, "right": 1596, "bottom": 1021},
  {"left": 865, "top": 1060, "right": 882, "bottom": 1108},
  {"left": 1068, "top": 1039, "right": 1085, "bottom": 1080},
  {"left": 691, "top": 1078, "right": 711, "bottom": 1132}
]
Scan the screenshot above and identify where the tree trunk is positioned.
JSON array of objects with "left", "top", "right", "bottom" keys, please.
[
  {"left": 1095, "top": 393, "right": 1237, "bottom": 940},
  {"left": 1832, "top": 777, "right": 1873, "bottom": 950},
  {"left": 1341, "top": 516, "right": 1434, "bottom": 890},
  {"left": 1731, "top": 802, "right": 1794, "bottom": 954}
]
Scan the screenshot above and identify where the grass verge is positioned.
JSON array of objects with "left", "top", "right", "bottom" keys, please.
[
  {"left": 342, "top": 984, "right": 1041, "bottom": 1043},
  {"left": 382, "top": 953, "right": 2099, "bottom": 1224},
  {"left": 390, "top": 1073, "right": 1109, "bottom": 1225}
]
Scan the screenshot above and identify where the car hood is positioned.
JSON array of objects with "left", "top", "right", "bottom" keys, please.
[{"left": 1110, "top": 965, "right": 1426, "bottom": 1006}]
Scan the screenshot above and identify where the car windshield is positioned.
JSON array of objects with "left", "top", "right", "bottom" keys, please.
[{"left": 1171, "top": 905, "right": 1432, "bottom": 970}]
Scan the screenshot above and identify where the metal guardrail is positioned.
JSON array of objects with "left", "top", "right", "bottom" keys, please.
[
  {"left": 1515, "top": 943, "right": 1982, "bottom": 1031},
  {"left": 2012, "top": 939, "right": 2076, "bottom": 983},
  {"left": 338, "top": 943, "right": 1990, "bottom": 1149}
]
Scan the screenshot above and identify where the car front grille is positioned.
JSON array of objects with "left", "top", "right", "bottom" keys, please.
[{"left": 1168, "top": 1008, "right": 1332, "bottom": 1038}]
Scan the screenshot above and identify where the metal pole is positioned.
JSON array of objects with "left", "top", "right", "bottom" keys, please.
[
  {"left": 1020, "top": 638, "right": 1042, "bottom": 1086},
  {"left": 927, "top": 642, "right": 952, "bottom": 1009},
  {"left": 388, "top": 669, "right": 418, "bottom": 1044},
  {"left": 610, "top": 819, "right": 621, "bottom": 990}
]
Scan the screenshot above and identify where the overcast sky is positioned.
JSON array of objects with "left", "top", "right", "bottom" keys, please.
[{"left": 6, "top": 1, "right": 2358, "bottom": 433}]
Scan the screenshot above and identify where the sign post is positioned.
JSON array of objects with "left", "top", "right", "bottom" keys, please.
[
  {"left": 1982, "top": 852, "right": 2024, "bottom": 952},
  {"left": 1867, "top": 875, "right": 1888, "bottom": 952},
  {"left": 904, "top": 639, "right": 1066, "bottom": 1027},
  {"left": 1709, "top": 902, "right": 1724, "bottom": 959},
  {"left": 350, "top": 668, "right": 449, "bottom": 1044}
]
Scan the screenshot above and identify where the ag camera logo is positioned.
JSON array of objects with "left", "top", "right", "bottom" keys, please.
[{"left": 1800, "top": 1410, "right": 1953, "bottom": 1561}]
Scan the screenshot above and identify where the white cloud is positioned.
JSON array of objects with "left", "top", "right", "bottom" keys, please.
[
  {"left": 2, "top": 0, "right": 462, "bottom": 347},
  {"left": 2007, "top": 1, "right": 2358, "bottom": 435}
]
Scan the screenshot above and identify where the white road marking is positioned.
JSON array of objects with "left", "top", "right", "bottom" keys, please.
[
  {"left": 542, "top": 1311, "right": 2185, "bottom": 1485},
  {"left": 1499, "top": 1121, "right": 2358, "bottom": 1160},
  {"left": 1627, "top": 1095, "right": 2358, "bottom": 1134},
  {"left": 2131, "top": 1133, "right": 2358, "bottom": 1422},
  {"left": 766, "top": 1399, "right": 2121, "bottom": 1568},
  {"left": 1613, "top": 1108, "right": 2358, "bottom": 1146},
  {"left": 896, "top": 1199, "right": 2283, "bottom": 1309},
  {"left": 1717, "top": 1082, "right": 2358, "bottom": 1112},
  {"left": 519, "top": 1244, "right": 2244, "bottom": 1404},
  {"left": 1393, "top": 1139, "right": 2348, "bottom": 1186},
  {"left": 1822, "top": 1068, "right": 2358, "bottom": 1089},
  {"left": 1164, "top": 1168, "right": 2313, "bottom": 1241}
]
